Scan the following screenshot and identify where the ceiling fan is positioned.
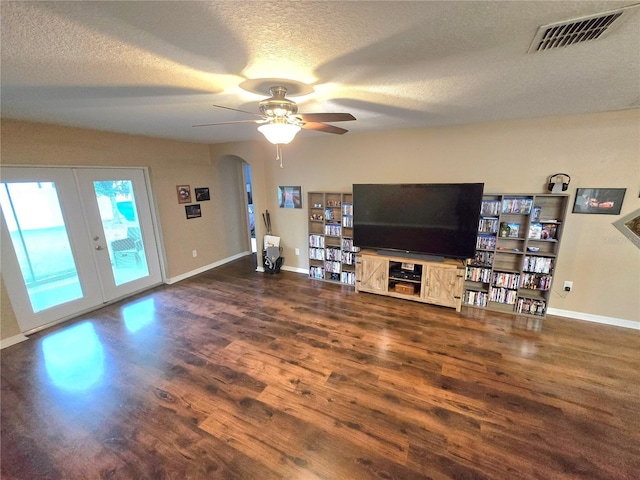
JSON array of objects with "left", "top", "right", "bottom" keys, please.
[{"left": 193, "top": 86, "right": 356, "bottom": 167}]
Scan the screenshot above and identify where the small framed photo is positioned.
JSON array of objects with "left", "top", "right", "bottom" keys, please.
[
  {"left": 572, "top": 188, "right": 626, "bottom": 215},
  {"left": 185, "top": 204, "right": 201, "bottom": 219},
  {"left": 195, "top": 187, "right": 210, "bottom": 201},
  {"left": 177, "top": 185, "right": 191, "bottom": 204},
  {"left": 278, "top": 186, "right": 302, "bottom": 209}
]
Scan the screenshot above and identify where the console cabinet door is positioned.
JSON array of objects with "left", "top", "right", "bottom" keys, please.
[
  {"left": 356, "top": 255, "right": 388, "bottom": 293},
  {"left": 423, "top": 265, "right": 462, "bottom": 308}
]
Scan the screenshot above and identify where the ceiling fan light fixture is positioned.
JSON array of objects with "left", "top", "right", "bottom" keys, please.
[{"left": 258, "top": 122, "right": 301, "bottom": 144}]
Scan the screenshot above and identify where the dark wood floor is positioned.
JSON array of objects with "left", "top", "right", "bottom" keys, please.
[{"left": 2, "top": 255, "right": 639, "bottom": 479}]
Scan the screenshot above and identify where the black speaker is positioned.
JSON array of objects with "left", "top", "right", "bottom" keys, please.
[{"left": 548, "top": 173, "right": 571, "bottom": 192}]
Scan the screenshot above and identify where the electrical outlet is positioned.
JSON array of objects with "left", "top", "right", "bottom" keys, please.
[
  {"left": 564, "top": 280, "right": 573, "bottom": 292},
  {"left": 295, "top": 248, "right": 300, "bottom": 256},
  {"left": 192, "top": 250, "right": 197, "bottom": 258}
]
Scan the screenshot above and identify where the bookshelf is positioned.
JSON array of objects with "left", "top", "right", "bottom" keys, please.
[
  {"left": 463, "top": 193, "right": 569, "bottom": 318},
  {"left": 308, "top": 192, "right": 356, "bottom": 286}
]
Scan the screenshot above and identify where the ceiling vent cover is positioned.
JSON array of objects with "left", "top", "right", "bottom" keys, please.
[{"left": 528, "top": 10, "right": 624, "bottom": 52}]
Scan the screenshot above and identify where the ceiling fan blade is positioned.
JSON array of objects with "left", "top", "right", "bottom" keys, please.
[
  {"left": 297, "top": 113, "right": 356, "bottom": 123},
  {"left": 302, "top": 122, "right": 349, "bottom": 135},
  {"left": 193, "top": 119, "right": 263, "bottom": 127},
  {"left": 212, "top": 104, "right": 265, "bottom": 118}
]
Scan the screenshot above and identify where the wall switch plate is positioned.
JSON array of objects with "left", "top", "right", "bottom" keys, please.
[
  {"left": 192, "top": 250, "right": 197, "bottom": 258},
  {"left": 295, "top": 248, "right": 300, "bottom": 256},
  {"left": 564, "top": 280, "right": 573, "bottom": 292}
]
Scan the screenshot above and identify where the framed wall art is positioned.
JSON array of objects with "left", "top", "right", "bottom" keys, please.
[
  {"left": 278, "top": 185, "right": 302, "bottom": 209},
  {"left": 177, "top": 185, "right": 191, "bottom": 204},
  {"left": 195, "top": 187, "right": 210, "bottom": 201},
  {"left": 572, "top": 188, "right": 626, "bottom": 215},
  {"left": 613, "top": 208, "right": 640, "bottom": 250},
  {"left": 185, "top": 204, "right": 201, "bottom": 219}
]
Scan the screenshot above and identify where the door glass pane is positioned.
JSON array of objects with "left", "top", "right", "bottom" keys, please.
[
  {"left": 0, "top": 182, "right": 84, "bottom": 312},
  {"left": 93, "top": 180, "right": 149, "bottom": 285}
]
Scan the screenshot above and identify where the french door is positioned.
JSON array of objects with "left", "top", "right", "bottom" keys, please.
[{"left": 1, "top": 167, "right": 163, "bottom": 333}]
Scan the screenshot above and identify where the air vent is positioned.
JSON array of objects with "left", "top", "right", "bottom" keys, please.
[{"left": 528, "top": 10, "right": 624, "bottom": 52}]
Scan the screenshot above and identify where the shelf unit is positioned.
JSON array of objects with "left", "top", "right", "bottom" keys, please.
[
  {"left": 308, "top": 191, "right": 356, "bottom": 286},
  {"left": 463, "top": 193, "right": 569, "bottom": 318},
  {"left": 356, "top": 250, "right": 465, "bottom": 311}
]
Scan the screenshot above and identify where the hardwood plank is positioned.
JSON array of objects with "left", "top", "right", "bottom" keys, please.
[{"left": 2, "top": 254, "right": 639, "bottom": 479}]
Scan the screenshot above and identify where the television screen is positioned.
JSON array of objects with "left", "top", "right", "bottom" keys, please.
[{"left": 353, "top": 183, "right": 484, "bottom": 259}]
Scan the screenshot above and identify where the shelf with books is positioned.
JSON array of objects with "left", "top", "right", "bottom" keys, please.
[
  {"left": 463, "top": 193, "right": 569, "bottom": 318},
  {"left": 307, "top": 191, "right": 356, "bottom": 286}
]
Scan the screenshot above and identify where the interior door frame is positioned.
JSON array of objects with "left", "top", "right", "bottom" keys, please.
[{"left": 1, "top": 165, "right": 167, "bottom": 334}]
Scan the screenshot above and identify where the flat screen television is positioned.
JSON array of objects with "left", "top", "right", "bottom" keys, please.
[{"left": 353, "top": 183, "right": 484, "bottom": 260}]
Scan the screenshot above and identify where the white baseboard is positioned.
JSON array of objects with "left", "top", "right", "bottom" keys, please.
[
  {"left": 165, "top": 251, "right": 252, "bottom": 284},
  {"left": 281, "top": 265, "right": 309, "bottom": 275},
  {"left": 1, "top": 333, "right": 29, "bottom": 350},
  {"left": 547, "top": 308, "right": 640, "bottom": 330},
  {"left": 255, "top": 265, "right": 308, "bottom": 275}
]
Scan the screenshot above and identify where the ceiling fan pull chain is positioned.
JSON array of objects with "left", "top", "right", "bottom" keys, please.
[{"left": 276, "top": 144, "right": 283, "bottom": 168}]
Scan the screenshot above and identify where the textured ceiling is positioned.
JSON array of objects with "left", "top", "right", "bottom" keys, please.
[{"left": 2, "top": 1, "right": 639, "bottom": 144}]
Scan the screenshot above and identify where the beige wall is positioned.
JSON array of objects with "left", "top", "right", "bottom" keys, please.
[
  {"left": 259, "top": 110, "right": 640, "bottom": 324},
  {"left": 2, "top": 110, "right": 638, "bottom": 339}
]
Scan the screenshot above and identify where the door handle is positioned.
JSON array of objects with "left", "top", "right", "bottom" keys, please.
[
  {"left": 96, "top": 245, "right": 104, "bottom": 250},
  {"left": 93, "top": 236, "right": 100, "bottom": 241}
]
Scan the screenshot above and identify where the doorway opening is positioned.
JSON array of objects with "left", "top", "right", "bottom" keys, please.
[{"left": 243, "top": 163, "right": 257, "bottom": 253}]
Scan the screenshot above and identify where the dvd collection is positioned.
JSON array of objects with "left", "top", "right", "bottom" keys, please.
[
  {"left": 476, "top": 235, "right": 496, "bottom": 250},
  {"left": 480, "top": 200, "right": 501, "bottom": 216},
  {"left": 463, "top": 290, "right": 488, "bottom": 307},
  {"left": 523, "top": 256, "right": 553, "bottom": 273},
  {"left": 309, "top": 266, "right": 324, "bottom": 279},
  {"left": 468, "top": 251, "right": 494, "bottom": 267},
  {"left": 516, "top": 297, "right": 546, "bottom": 316},
  {"left": 528, "top": 223, "right": 543, "bottom": 239},
  {"left": 325, "top": 261, "right": 341, "bottom": 274},
  {"left": 325, "top": 247, "right": 341, "bottom": 261},
  {"left": 309, "top": 247, "right": 324, "bottom": 260},
  {"left": 492, "top": 271, "right": 521, "bottom": 289},
  {"left": 501, "top": 198, "right": 533, "bottom": 214},
  {"left": 464, "top": 194, "right": 567, "bottom": 317},
  {"left": 341, "top": 251, "right": 355, "bottom": 265},
  {"left": 490, "top": 286, "right": 518, "bottom": 304},
  {"left": 324, "top": 225, "right": 342, "bottom": 236},
  {"left": 324, "top": 208, "right": 335, "bottom": 221},
  {"left": 520, "top": 273, "right": 553, "bottom": 290},
  {"left": 309, "top": 234, "right": 325, "bottom": 248},
  {"left": 341, "top": 271, "right": 356, "bottom": 285},
  {"left": 478, "top": 217, "right": 498, "bottom": 233},
  {"left": 466, "top": 267, "right": 492, "bottom": 283}
]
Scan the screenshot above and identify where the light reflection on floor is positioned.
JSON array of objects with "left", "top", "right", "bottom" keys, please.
[
  {"left": 41, "top": 322, "right": 105, "bottom": 391},
  {"left": 123, "top": 298, "right": 156, "bottom": 333}
]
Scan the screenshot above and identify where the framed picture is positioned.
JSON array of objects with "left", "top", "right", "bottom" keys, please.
[
  {"left": 572, "top": 188, "right": 626, "bottom": 215},
  {"left": 195, "top": 187, "right": 210, "bottom": 201},
  {"left": 278, "top": 186, "right": 302, "bottom": 209},
  {"left": 177, "top": 185, "right": 191, "bottom": 204},
  {"left": 185, "top": 204, "right": 201, "bottom": 219},
  {"left": 613, "top": 208, "right": 640, "bottom": 250}
]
